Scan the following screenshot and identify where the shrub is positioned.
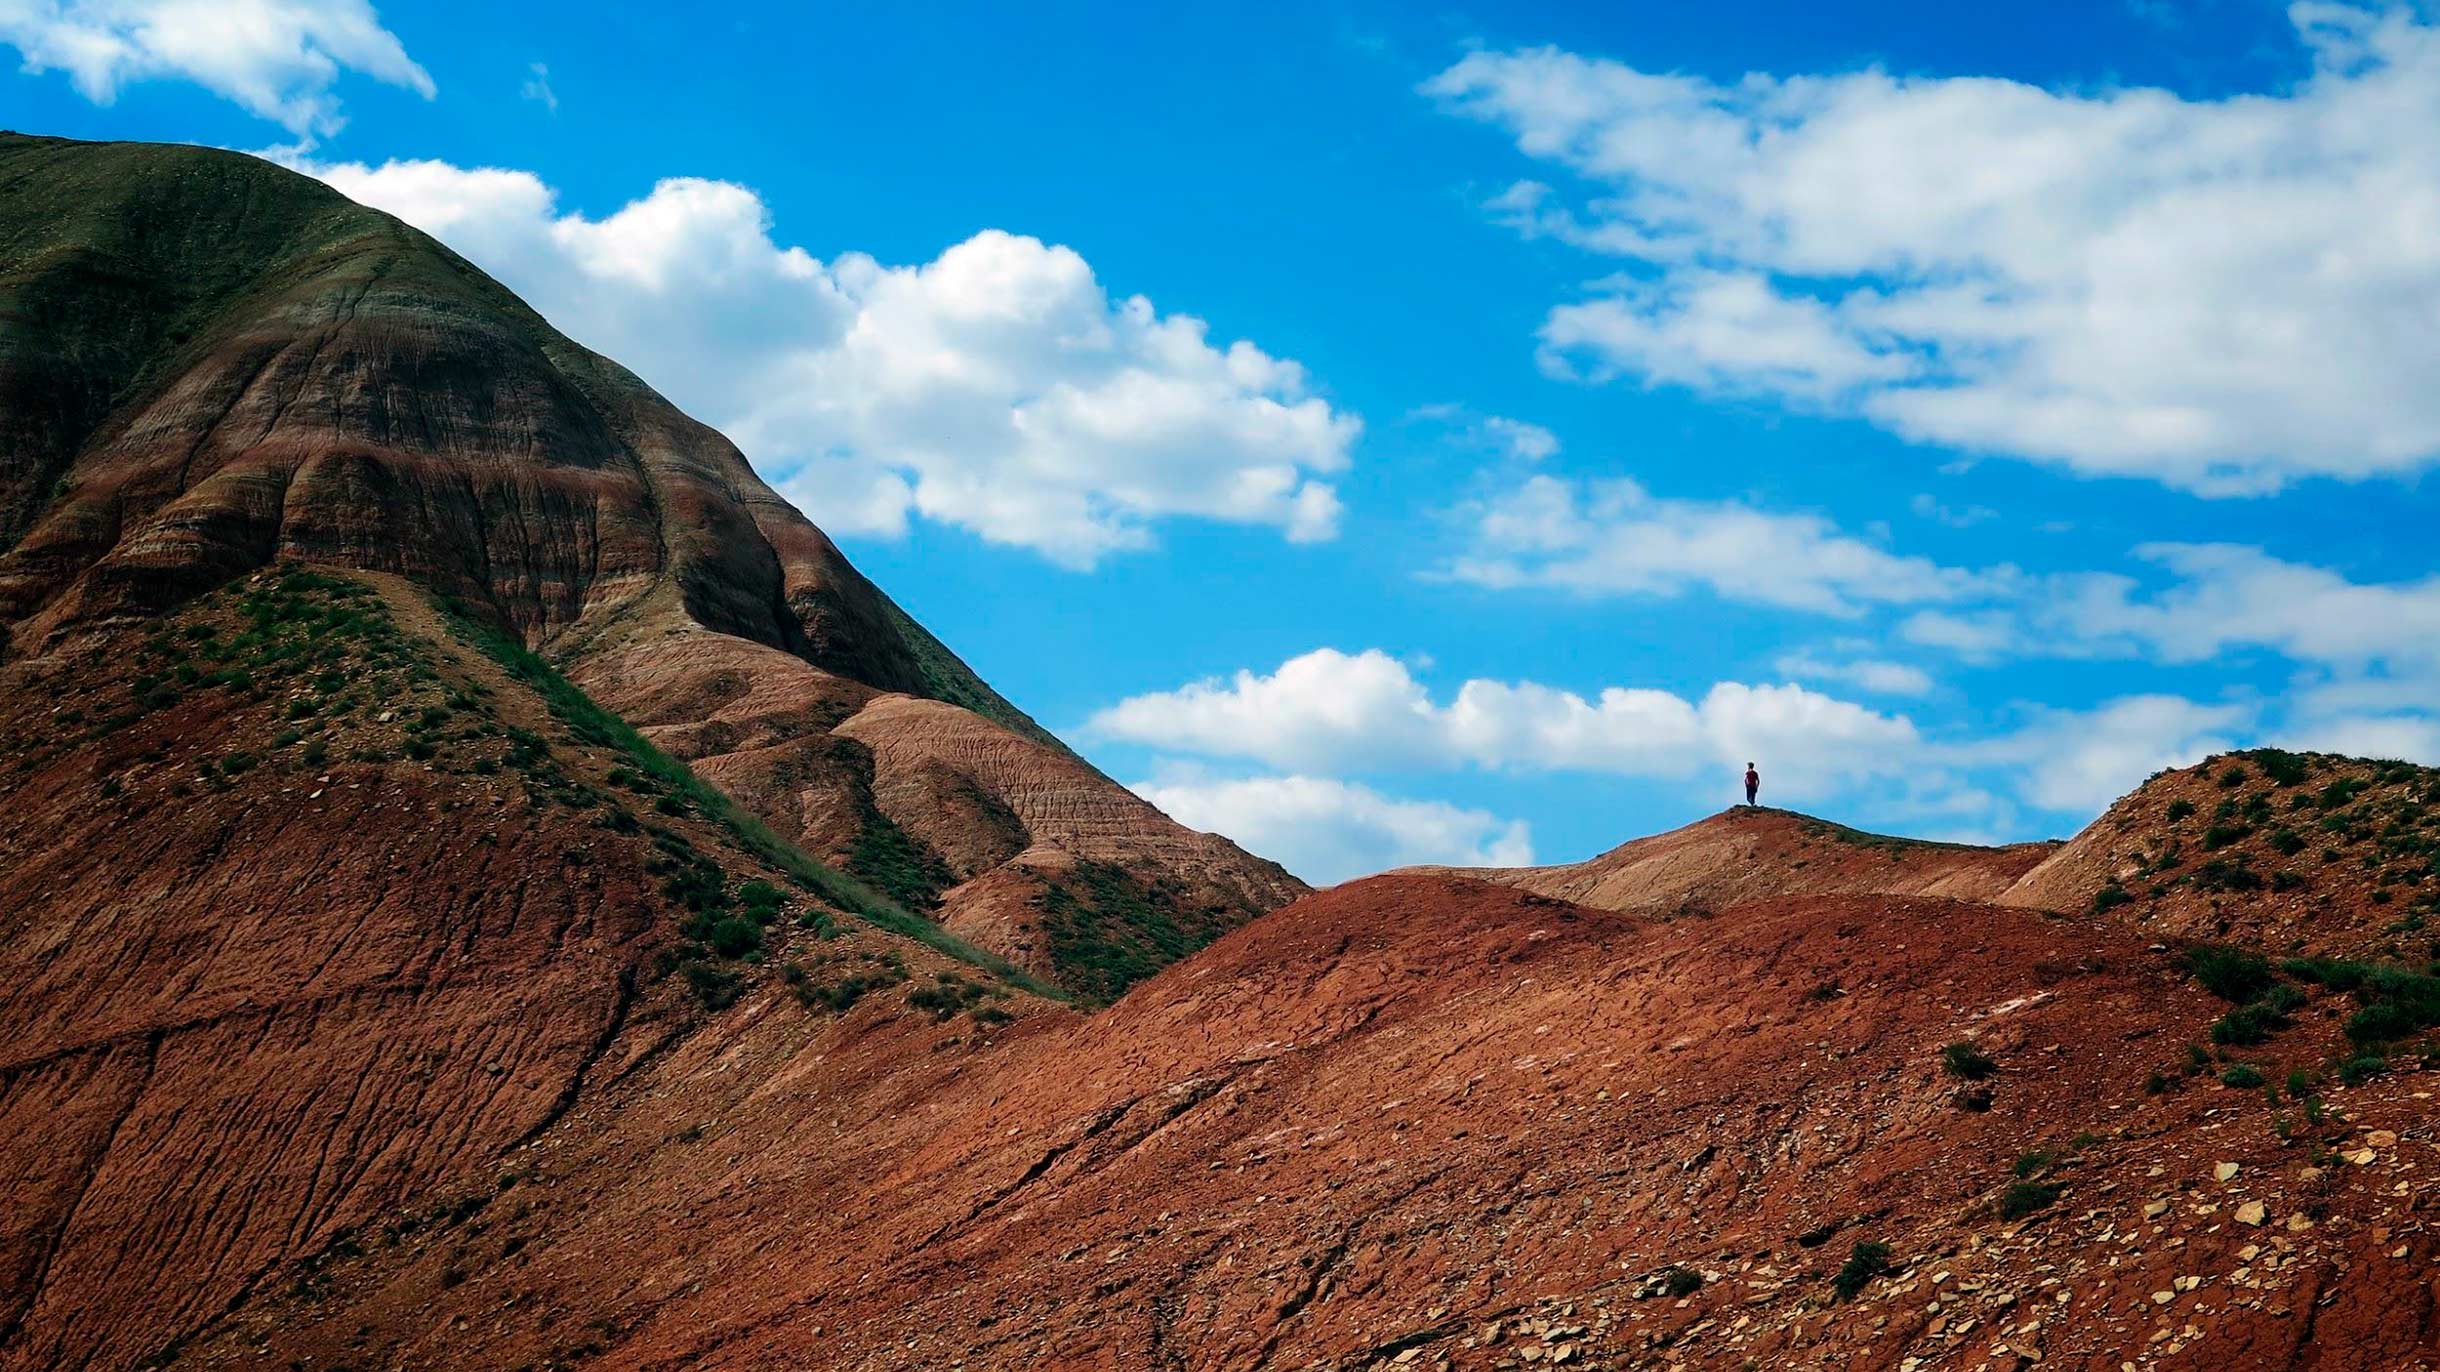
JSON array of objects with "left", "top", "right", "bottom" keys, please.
[
  {"left": 681, "top": 961, "right": 743, "bottom": 1010},
  {"left": 2212, "top": 1003, "right": 2289, "bottom": 1046},
  {"left": 705, "top": 917, "right": 763, "bottom": 958},
  {"left": 2189, "top": 945, "right": 2275, "bottom": 1003},
  {"left": 2338, "top": 1053, "right": 2389, "bottom": 1085},
  {"left": 2202, "top": 824, "right": 2251, "bottom": 851},
  {"left": 1831, "top": 1242, "right": 1893, "bottom": 1302},
  {"left": 2013, "top": 1149, "right": 2054, "bottom": 1178},
  {"left": 2166, "top": 799, "right": 2197, "bottom": 822},
  {"left": 1998, "top": 1181, "right": 2061, "bottom": 1220},
  {"left": 2218, "top": 766, "right": 2248, "bottom": 788},
  {"left": 1941, "top": 1042, "right": 1996, "bottom": 1080},
  {"left": 2220, "top": 1064, "right": 2264, "bottom": 1088},
  {"left": 2092, "top": 883, "right": 2132, "bottom": 915},
  {"left": 2195, "top": 859, "right": 2263, "bottom": 892},
  {"left": 2282, "top": 957, "right": 2371, "bottom": 991},
  {"left": 2344, "top": 967, "right": 2440, "bottom": 1044},
  {"left": 2285, "top": 1068, "right": 2318, "bottom": 1097},
  {"left": 2252, "top": 749, "right": 2310, "bottom": 787},
  {"left": 2268, "top": 828, "right": 2307, "bottom": 856},
  {"left": 2319, "top": 778, "right": 2370, "bottom": 811}
]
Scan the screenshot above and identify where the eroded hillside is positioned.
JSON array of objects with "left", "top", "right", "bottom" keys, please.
[
  {"left": 0, "top": 566, "right": 1059, "bottom": 1371},
  {"left": 0, "top": 131, "right": 1302, "bottom": 1000}
]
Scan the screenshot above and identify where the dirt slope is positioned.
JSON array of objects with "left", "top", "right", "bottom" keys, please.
[
  {"left": 0, "top": 567, "right": 1055, "bottom": 1372},
  {"left": 151, "top": 871, "right": 2440, "bottom": 1372},
  {"left": 1407, "top": 806, "right": 2058, "bottom": 916},
  {"left": 8, "top": 584, "right": 2436, "bottom": 1370},
  {"left": 0, "top": 132, "right": 1302, "bottom": 996}
]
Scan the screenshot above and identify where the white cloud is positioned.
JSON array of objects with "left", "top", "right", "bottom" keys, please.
[
  {"left": 2, "top": 0, "right": 432, "bottom": 137},
  {"left": 1910, "top": 493, "right": 1996, "bottom": 527},
  {"left": 1775, "top": 652, "right": 1936, "bottom": 697},
  {"left": 1444, "top": 473, "right": 1983, "bottom": 615},
  {"left": 520, "top": 60, "right": 555, "bottom": 113},
  {"left": 1091, "top": 647, "right": 1918, "bottom": 800},
  {"left": 1961, "top": 695, "right": 2250, "bottom": 814},
  {"left": 1133, "top": 770, "right": 1533, "bottom": 884},
  {"left": 291, "top": 157, "right": 1358, "bottom": 566},
  {"left": 2046, "top": 543, "right": 2440, "bottom": 668},
  {"left": 1427, "top": 8, "right": 2440, "bottom": 493},
  {"left": 1410, "top": 404, "right": 1561, "bottom": 461},
  {"left": 1888, "top": 542, "right": 2440, "bottom": 674},
  {"left": 2277, "top": 713, "right": 2440, "bottom": 765},
  {"left": 1481, "top": 415, "right": 1560, "bottom": 461}
]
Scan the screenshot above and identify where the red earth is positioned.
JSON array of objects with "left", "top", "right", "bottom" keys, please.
[{"left": 5, "top": 135, "right": 2438, "bottom": 1372}]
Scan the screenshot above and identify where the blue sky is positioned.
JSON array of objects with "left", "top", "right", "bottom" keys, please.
[{"left": 10, "top": 0, "right": 2440, "bottom": 881}]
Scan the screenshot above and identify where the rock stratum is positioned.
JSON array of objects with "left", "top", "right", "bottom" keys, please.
[
  {"left": 4, "top": 134, "right": 2439, "bottom": 1372},
  {"left": 0, "top": 130, "right": 1303, "bottom": 1002}
]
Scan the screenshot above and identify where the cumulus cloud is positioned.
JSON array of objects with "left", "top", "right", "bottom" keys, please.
[
  {"left": 1960, "top": 695, "right": 2250, "bottom": 814},
  {"left": 1427, "top": 7, "right": 2440, "bottom": 493},
  {"left": 1133, "top": 770, "right": 1533, "bottom": 884},
  {"left": 1774, "top": 652, "right": 1936, "bottom": 697},
  {"left": 1091, "top": 647, "right": 1918, "bottom": 799},
  {"left": 1888, "top": 542, "right": 2440, "bottom": 676},
  {"left": 1481, "top": 415, "right": 1560, "bottom": 462},
  {"left": 1444, "top": 474, "right": 1984, "bottom": 615},
  {"left": 1, "top": 0, "right": 432, "bottom": 137},
  {"left": 2045, "top": 543, "right": 2440, "bottom": 668},
  {"left": 292, "top": 157, "right": 1358, "bottom": 566}
]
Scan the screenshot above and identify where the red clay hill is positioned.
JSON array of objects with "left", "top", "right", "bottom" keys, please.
[
  {"left": 0, "top": 131, "right": 1300, "bottom": 1001},
  {"left": 5, "top": 135, "right": 2440, "bottom": 1371}
]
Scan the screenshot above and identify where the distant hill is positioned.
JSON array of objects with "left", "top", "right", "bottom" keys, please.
[{"left": 1402, "top": 804, "right": 2058, "bottom": 914}]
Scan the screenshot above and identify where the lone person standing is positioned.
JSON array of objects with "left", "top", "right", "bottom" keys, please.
[{"left": 1744, "top": 762, "right": 1761, "bottom": 807}]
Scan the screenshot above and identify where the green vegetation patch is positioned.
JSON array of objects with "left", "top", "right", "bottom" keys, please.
[
  {"left": 1939, "top": 1042, "right": 1997, "bottom": 1080},
  {"left": 1998, "top": 1181, "right": 2061, "bottom": 1221},
  {"left": 434, "top": 594, "right": 1064, "bottom": 1002},
  {"left": 2188, "top": 945, "right": 2275, "bottom": 1004},
  {"left": 1831, "top": 1242, "right": 1893, "bottom": 1302},
  {"left": 846, "top": 799, "right": 956, "bottom": 913},
  {"left": 1039, "top": 860, "right": 1231, "bottom": 1004}
]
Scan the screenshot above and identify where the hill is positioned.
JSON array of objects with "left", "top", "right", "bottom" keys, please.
[
  {"left": 0, "top": 131, "right": 1301, "bottom": 1000},
  {"left": 1404, "top": 805, "right": 2057, "bottom": 915},
  {"left": 112, "top": 867, "right": 2440, "bottom": 1372},
  {"left": 5, "top": 133, "right": 2438, "bottom": 1372},
  {"left": 2002, "top": 750, "right": 2440, "bottom": 964}
]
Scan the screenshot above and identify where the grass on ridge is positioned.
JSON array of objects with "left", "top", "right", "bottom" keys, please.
[{"left": 434, "top": 594, "right": 1067, "bottom": 1002}]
